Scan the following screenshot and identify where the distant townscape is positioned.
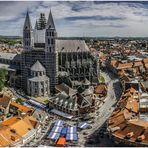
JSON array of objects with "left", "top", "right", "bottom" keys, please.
[{"left": 0, "top": 8, "right": 147, "bottom": 147}]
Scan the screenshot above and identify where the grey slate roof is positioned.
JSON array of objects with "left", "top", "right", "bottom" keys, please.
[
  {"left": 31, "top": 60, "right": 45, "bottom": 72},
  {"left": 81, "top": 86, "right": 94, "bottom": 96},
  {"left": 56, "top": 40, "right": 89, "bottom": 53},
  {"left": 56, "top": 83, "right": 77, "bottom": 96},
  {"left": 24, "top": 11, "right": 32, "bottom": 30},
  {"left": 50, "top": 91, "right": 78, "bottom": 111},
  {"left": 46, "top": 10, "right": 55, "bottom": 29},
  {"left": 28, "top": 75, "right": 49, "bottom": 82},
  {"left": 0, "top": 63, "right": 19, "bottom": 71},
  {"left": 0, "top": 52, "right": 20, "bottom": 60}
]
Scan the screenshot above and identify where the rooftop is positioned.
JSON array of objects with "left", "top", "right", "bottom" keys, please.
[
  {"left": 108, "top": 87, "right": 148, "bottom": 146},
  {"left": 10, "top": 102, "right": 34, "bottom": 114},
  {"left": 0, "top": 115, "right": 38, "bottom": 147},
  {"left": 56, "top": 40, "right": 89, "bottom": 53}
]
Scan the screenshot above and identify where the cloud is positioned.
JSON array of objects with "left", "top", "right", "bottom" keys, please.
[
  {"left": 64, "top": 15, "right": 125, "bottom": 21},
  {"left": 0, "top": 1, "right": 148, "bottom": 37}
]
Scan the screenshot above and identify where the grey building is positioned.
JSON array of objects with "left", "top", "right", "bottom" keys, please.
[
  {"left": 27, "top": 60, "right": 50, "bottom": 97},
  {"left": 49, "top": 83, "right": 96, "bottom": 117},
  {"left": 0, "top": 10, "right": 99, "bottom": 97},
  {"left": 22, "top": 10, "right": 58, "bottom": 94}
]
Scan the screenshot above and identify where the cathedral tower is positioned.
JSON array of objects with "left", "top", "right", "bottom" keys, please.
[
  {"left": 45, "top": 10, "right": 58, "bottom": 93},
  {"left": 23, "top": 11, "right": 34, "bottom": 50}
]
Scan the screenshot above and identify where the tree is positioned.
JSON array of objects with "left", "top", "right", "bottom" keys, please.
[
  {"left": 16, "top": 98, "right": 24, "bottom": 105},
  {"left": 0, "top": 68, "right": 8, "bottom": 91},
  {"left": 99, "top": 75, "right": 105, "bottom": 83}
]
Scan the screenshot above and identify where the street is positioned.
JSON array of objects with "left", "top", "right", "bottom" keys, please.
[{"left": 80, "top": 69, "right": 122, "bottom": 147}]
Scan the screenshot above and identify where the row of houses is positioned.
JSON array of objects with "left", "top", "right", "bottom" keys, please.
[
  {"left": 107, "top": 52, "right": 148, "bottom": 146},
  {"left": 0, "top": 94, "right": 43, "bottom": 147},
  {"left": 108, "top": 57, "right": 148, "bottom": 92}
]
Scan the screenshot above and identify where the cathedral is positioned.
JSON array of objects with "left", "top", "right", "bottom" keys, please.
[{"left": 0, "top": 10, "right": 99, "bottom": 97}]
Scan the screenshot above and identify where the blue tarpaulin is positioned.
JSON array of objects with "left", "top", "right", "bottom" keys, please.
[
  {"left": 51, "top": 126, "right": 63, "bottom": 133},
  {"left": 47, "top": 132, "right": 60, "bottom": 140},
  {"left": 66, "top": 133, "right": 78, "bottom": 141},
  {"left": 78, "top": 122, "right": 89, "bottom": 129},
  {"left": 61, "top": 127, "right": 67, "bottom": 135},
  {"left": 54, "top": 120, "right": 64, "bottom": 127},
  {"left": 67, "top": 126, "right": 77, "bottom": 134}
]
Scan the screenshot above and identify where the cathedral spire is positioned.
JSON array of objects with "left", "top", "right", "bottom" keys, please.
[
  {"left": 46, "top": 10, "right": 55, "bottom": 29},
  {"left": 23, "top": 10, "right": 32, "bottom": 30}
]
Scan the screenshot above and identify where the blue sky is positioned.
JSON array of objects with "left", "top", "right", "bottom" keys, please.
[{"left": 1, "top": 1, "right": 148, "bottom": 37}]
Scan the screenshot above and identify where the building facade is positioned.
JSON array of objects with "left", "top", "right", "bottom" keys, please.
[{"left": 0, "top": 10, "right": 99, "bottom": 96}]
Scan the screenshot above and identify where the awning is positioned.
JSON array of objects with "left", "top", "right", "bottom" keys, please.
[
  {"left": 50, "top": 109, "right": 73, "bottom": 119},
  {"left": 61, "top": 127, "right": 67, "bottom": 135},
  {"left": 54, "top": 120, "right": 64, "bottom": 127},
  {"left": 28, "top": 99, "right": 46, "bottom": 108},
  {"left": 78, "top": 122, "right": 89, "bottom": 129},
  {"left": 67, "top": 126, "right": 77, "bottom": 134},
  {"left": 51, "top": 126, "right": 63, "bottom": 133},
  {"left": 56, "top": 137, "right": 66, "bottom": 146},
  {"left": 47, "top": 132, "right": 60, "bottom": 140}
]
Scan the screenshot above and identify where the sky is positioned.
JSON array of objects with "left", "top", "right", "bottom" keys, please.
[{"left": 1, "top": 1, "right": 148, "bottom": 37}]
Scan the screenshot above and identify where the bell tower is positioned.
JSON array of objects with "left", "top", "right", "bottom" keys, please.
[
  {"left": 45, "top": 10, "right": 58, "bottom": 93},
  {"left": 45, "top": 10, "right": 57, "bottom": 52},
  {"left": 23, "top": 10, "right": 34, "bottom": 50}
]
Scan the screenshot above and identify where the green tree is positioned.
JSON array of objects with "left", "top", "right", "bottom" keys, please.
[
  {"left": 99, "top": 75, "right": 105, "bottom": 83},
  {"left": 0, "top": 68, "right": 8, "bottom": 91},
  {"left": 16, "top": 98, "right": 24, "bottom": 105}
]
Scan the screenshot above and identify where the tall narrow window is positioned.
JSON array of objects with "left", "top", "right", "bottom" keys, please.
[
  {"left": 48, "top": 38, "right": 50, "bottom": 45},
  {"left": 51, "top": 38, "right": 54, "bottom": 44},
  {"left": 49, "top": 47, "right": 52, "bottom": 52}
]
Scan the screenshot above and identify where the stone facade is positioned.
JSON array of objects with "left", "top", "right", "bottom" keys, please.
[
  {"left": 27, "top": 61, "right": 50, "bottom": 97},
  {"left": 0, "top": 10, "right": 99, "bottom": 97}
]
